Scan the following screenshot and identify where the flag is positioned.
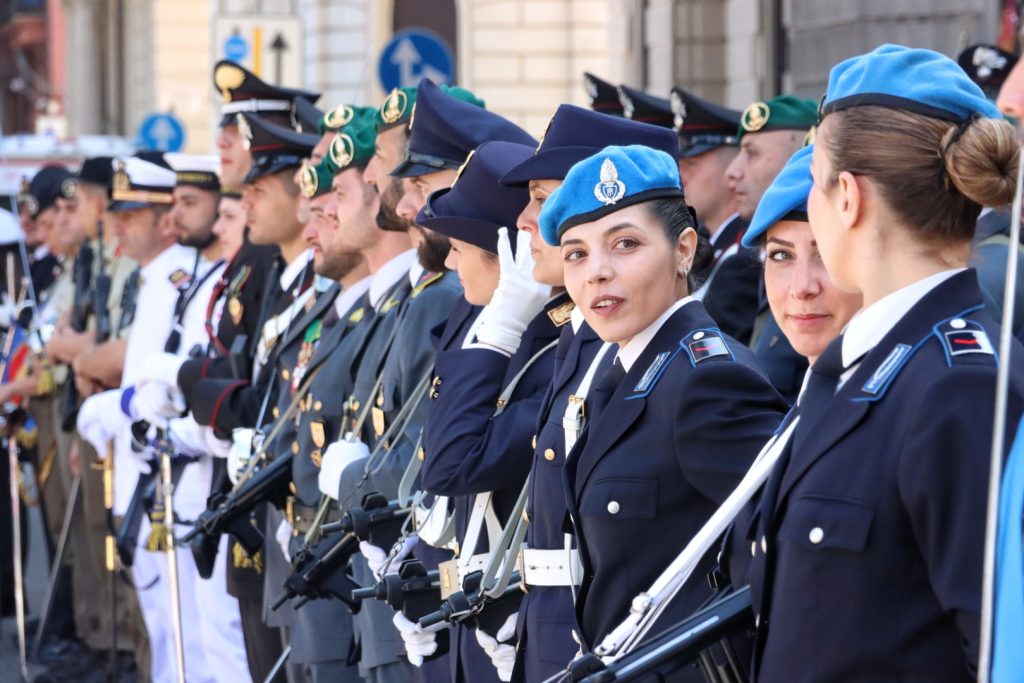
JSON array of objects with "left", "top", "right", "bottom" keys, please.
[
  {"left": 0, "top": 324, "right": 32, "bottom": 403},
  {"left": 993, "top": 414, "right": 1024, "bottom": 681}
]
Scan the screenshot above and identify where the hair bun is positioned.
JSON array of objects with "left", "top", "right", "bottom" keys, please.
[{"left": 941, "top": 117, "right": 1019, "bottom": 207}]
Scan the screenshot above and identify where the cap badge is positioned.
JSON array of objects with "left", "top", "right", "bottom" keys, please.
[
  {"left": 112, "top": 161, "right": 130, "bottom": 194},
  {"left": 452, "top": 148, "right": 476, "bottom": 188},
  {"left": 329, "top": 133, "right": 355, "bottom": 168},
  {"left": 236, "top": 114, "right": 253, "bottom": 150},
  {"left": 583, "top": 75, "right": 599, "bottom": 101},
  {"left": 214, "top": 63, "right": 247, "bottom": 104},
  {"left": 60, "top": 178, "right": 77, "bottom": 199},
  {"left": 973, "top": 46, "right": 1007, "bottom": 79},
  {"left": 381, "top": 89, "right": 408, "bottom": 125},
  {"left": 299, "top": 163, "right": 318, "bottom": 199},
  {"left": 617, "top": 89, "right": 635, "bottom": 120},
  {"left": 324, "top": 105, "right": 354, "bottom": 130},
  {"left": 741, "top": 102, "right": 770, "bottom": 132},
  {"left": 670, "top": 91, "right": 688, "bottom": 131},
  {"left": 802, "top": 125, "right": 817, "bottom": 148},
  {"left": 594, "top": 158, "right": 626, "bottom": 206}
]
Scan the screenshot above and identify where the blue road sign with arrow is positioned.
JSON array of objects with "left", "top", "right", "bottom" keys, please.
[
  {"left": 224, "top": 30, "right": 248, "bottom": 62},
  {"left": 378, "top": 29, "right": 454, "bottom": 92},
  {"left": 137, "top": 113, "right": 185, "bottom": 152}
]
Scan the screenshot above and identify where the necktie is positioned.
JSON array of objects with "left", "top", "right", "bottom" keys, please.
[{"left": 588, "top": 357, "right": 626, "bottom": 425}]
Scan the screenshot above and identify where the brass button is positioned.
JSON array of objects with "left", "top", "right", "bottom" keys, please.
[
  {"left": 543, "top": 448, "right": 555, "bottom": 461},
  {"left": 376, "top": 393, "right": 384, "bottom": 407},
  {"left": 272, "top": 406, "right": 280, "bottom": 418},
  {"left": 311, "top": 449, "right": 322, "bottom": 467},
  {"left": 430, "top": 390, "right": 439, "bottom": 399},
  {"left": 417, "top": 448, "right": 425, "bottom": 461},
  {"left": 289, "top": 482, "right": 297, "bottom": 494},
  {"left": 314, "top": 401, "right": 322, "bottom": 411},
  {"left": 351, "top": 400, "right": 360, "bottom": 412},
  {"left": 291, "top": 441, "right": 299, "bottom": 454},
  {"left": 606, "top": 501, "right": 620, "bottom": 515},
  {"left": 282, "top": 368, "right": 290, "bottom": 381}
]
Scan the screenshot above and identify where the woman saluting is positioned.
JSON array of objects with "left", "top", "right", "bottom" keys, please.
[
  {"left": 746, "top": 45, "right": 1024, "bottom": 682},
  {"left": 538, "top": 145, "right": 787, "bottom": 654}
]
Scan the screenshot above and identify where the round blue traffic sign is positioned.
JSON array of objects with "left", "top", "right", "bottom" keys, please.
[
  {"left": 138, "top": 113, "right": 186, "bottom": 153},
  {"left": 378, "top": 29, "right": 454, "bottom": 93},
  {"left": 224, "top": 31, "right": 248, "bottom": 62}
]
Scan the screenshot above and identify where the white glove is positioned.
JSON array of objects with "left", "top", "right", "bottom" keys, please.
[
  {"left": 361, "top": 535, "right": 419, "bottom": 578},
  {"left": 133, "top": 380, "right": 186, "bottom": 429},
  {"left": 473, "top": 228, "right": 552, "bottom": 355},
  {"left": 227, "top": 428, "right": 255, "bottom": 485},
  {"left": 204, "top": 429, "right": 232, "bottom": 459},
  {"left": 276, "top": 519, "right": 293, "bottom": 562},
  {"left": 393, "top": 611, "right": 444, "bottom": 667},
  {"left": 318, "top": 439, "right": 370, "bottom": 500},
  {"left": 77, "top": 390, "right": 127, "bottom": 457},
  {"left": 166, "top": 416, "right": 208, "bottom": 457},
  {"left": 0, "top": 293, "right": 16, "bottom": 328},
  {"left": 475, "top": 613, "right": 518, "bottom": 681},
  {"left": 134, "top": 352, "right": 185, "bottom": 387}
]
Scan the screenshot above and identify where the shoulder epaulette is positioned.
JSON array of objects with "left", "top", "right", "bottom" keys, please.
[
  {"left": 547, "top": 300, "right": 575, "bottom": 327},
  {"left": 682, "top": 328, "right": 733, "bottom": 367},
  {"left": 411, "top": 270, "right": 444, "bottom": 298}
]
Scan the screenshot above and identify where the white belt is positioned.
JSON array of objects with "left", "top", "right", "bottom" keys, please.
[
  {"left": 518, "top": 548, "right": 583, "bottom": 587},
  {"left": 438, "top": 553, "right": 489, "bottom": 598}
]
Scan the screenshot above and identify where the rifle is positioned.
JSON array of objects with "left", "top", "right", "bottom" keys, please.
[
  {"left": 352, "top": 559, "right": 441, "bottom": 621},
  {"left": 562, "top": 588, "right": 754, "bottom": 683},
  {"left": 59, "top": 242, "right": 93, "bottom": 430}
]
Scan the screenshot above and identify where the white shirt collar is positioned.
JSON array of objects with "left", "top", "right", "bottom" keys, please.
[
  {"left": 140, "top": 243, "right": 194, "bottom": 281},
  {"left": 370, "top": 249, "right": 417, "bottom": 310},
  {"left": 709, "top": 212, "right": 740, "bottom": 245},
  {"left": 842, "top": 268, "right": 964, "bottom": 369},
  {"left": 570, "top": 305, "right": 586, "bottom": 333},
  {"left": 279, "top": 249, "right": 312, "bottom": 291},
  {"left": 408, "top": 261, "right": 425, "bottom": 288},
  {"left": 334, "top": 274, "right": 372, "bottom": 319},
  {"left": 617, "top": 296, "right": 696, "bottom": 372},
  {"left": 33, "top": 244, "right": 50, "bottom": 261}
]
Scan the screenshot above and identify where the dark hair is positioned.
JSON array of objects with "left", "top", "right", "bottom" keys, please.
[
  {"left": 644, "top": 196, "right": 711, "bottom": 292},
  {"left": 821, "top": 106, "right": 1018, "bottom": 245}
]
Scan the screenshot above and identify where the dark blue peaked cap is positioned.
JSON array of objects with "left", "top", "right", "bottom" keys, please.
[
  {"left": 417, "top": 141, "right": 533, "bottom": 254},
  {"left": 239, "top": 113, "right": 319, "bottom": 183},
  {"left": 501, "top": 104, "right": 678, "bottom": 185},
  {"left": 391, "top": 79, "right": 537, "bottom": 178}
]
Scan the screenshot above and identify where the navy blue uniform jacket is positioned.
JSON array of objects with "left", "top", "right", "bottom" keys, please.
[
  {"left": 746, "top": 270, "right": 1024, "bottom": 682},
  {"left": 565, "top": 301, "right": 786, "bottom": 648}
]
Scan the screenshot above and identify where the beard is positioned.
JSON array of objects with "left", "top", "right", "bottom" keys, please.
[
  {"left": 375, "top": 177, "right": 409, "bottom": 232},
  {"left": 177, "top": 226, "right": 217, "bottom": 250},
  {"left": 416, "top": 228, "right": 451, "bottom": 273},
  {"left": 317, "top": 249, "right": 363, "bottom": 282}
]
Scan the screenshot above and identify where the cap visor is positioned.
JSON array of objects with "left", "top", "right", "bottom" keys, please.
[
  {"left": 677, "top": 142, "right": 724, "bottom": 158},
  {"left": 499, "top": 147, "right": 599, "bottom": 186},
  {"left": 389, "top": 159, "right": 437, "bottom": 179},
  {"left": 106, "top": 200, "right": 150, "bottom": 213}
]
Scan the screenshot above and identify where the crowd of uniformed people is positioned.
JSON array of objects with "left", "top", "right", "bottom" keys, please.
[{"left": 3, "top": 38, "right": 1024, "bottom": 683}]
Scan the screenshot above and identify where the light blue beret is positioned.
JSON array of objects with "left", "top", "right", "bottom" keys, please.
[
  {"left": 539, "top": 144, "right": 683, "bottom": 246},
  {"left": 821, "top": 44, "right": 1002, "bottom": 122},
  {"left": 742, "top": 145, "right": 814, "bottom": 248}
]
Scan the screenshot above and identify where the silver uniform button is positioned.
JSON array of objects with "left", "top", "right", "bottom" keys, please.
[
  {"left": 693, "top": 331, "right": 705, "bottom": 340},
  {"left": 950, "top": 318, "right": 967, "bottom": 329},
  {"left": 751, "top": 541, "right": 756, "bottom": 557},
  {"left": 809, "top": 526, "right": 824, "bottom": 544},
  {"left": 607, "top": 501, "right": 621, "bottom": 515},
  {"left": 761, "top": 536, "right": 767, "bottom": 553}
]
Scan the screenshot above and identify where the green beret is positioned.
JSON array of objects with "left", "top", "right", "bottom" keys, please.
[
  {"left": 736, "top": 95, "right": 818, "bottom": 140},
  {"left": 318, "top": 104, "right": 374, "bottom": 135},
  {"left": 325, "top": 109, "right": 378, "bottom": 172},
  {"left": 299, "top": 160, "right": 333, "bottom": 199},
  {"left": 375, "top": 84, "right": 486, "bottom": 131}
]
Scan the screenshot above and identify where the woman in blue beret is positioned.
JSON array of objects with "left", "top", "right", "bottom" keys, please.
[
  {"left": 402, "top": 140, "right": 572, "bottom": 683},
  {"left": 538, "top": 144, "right": 787, "bottom": 658},
  {"left": 746, "top": 45, "right": 1024, "bottom": 682}
]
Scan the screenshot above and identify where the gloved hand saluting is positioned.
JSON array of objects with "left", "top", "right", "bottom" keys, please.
[{"left": 473, "top": 228, "right": 551, "bottom": 355}]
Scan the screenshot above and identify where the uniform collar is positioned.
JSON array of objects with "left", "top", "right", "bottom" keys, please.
[
  {"left": 710, "top": 212, "right": 741, "bottom": 245},
  {"left": 140, "top": 243, "right": 194, "bottom": 282},
  {"left": 334, "top": 274, "right": 372, "bottom": 319},
  {"left": 279, "top": 249, "right": 312, "bottom": 290},
  {"left": 842, "top": 267, "right": 964, "bottom": 369},
  {"left": 570, "top": 304, "right": 586, "bottom": 333},
  {"left": 617, "top": 296, "right": 696, "bottom": 372},
  {"left": 408, "top": 260, "right": 425, "bottom": 287},
  {"left": 369, "top": 248, "right": 417, "bottom": 310}
]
